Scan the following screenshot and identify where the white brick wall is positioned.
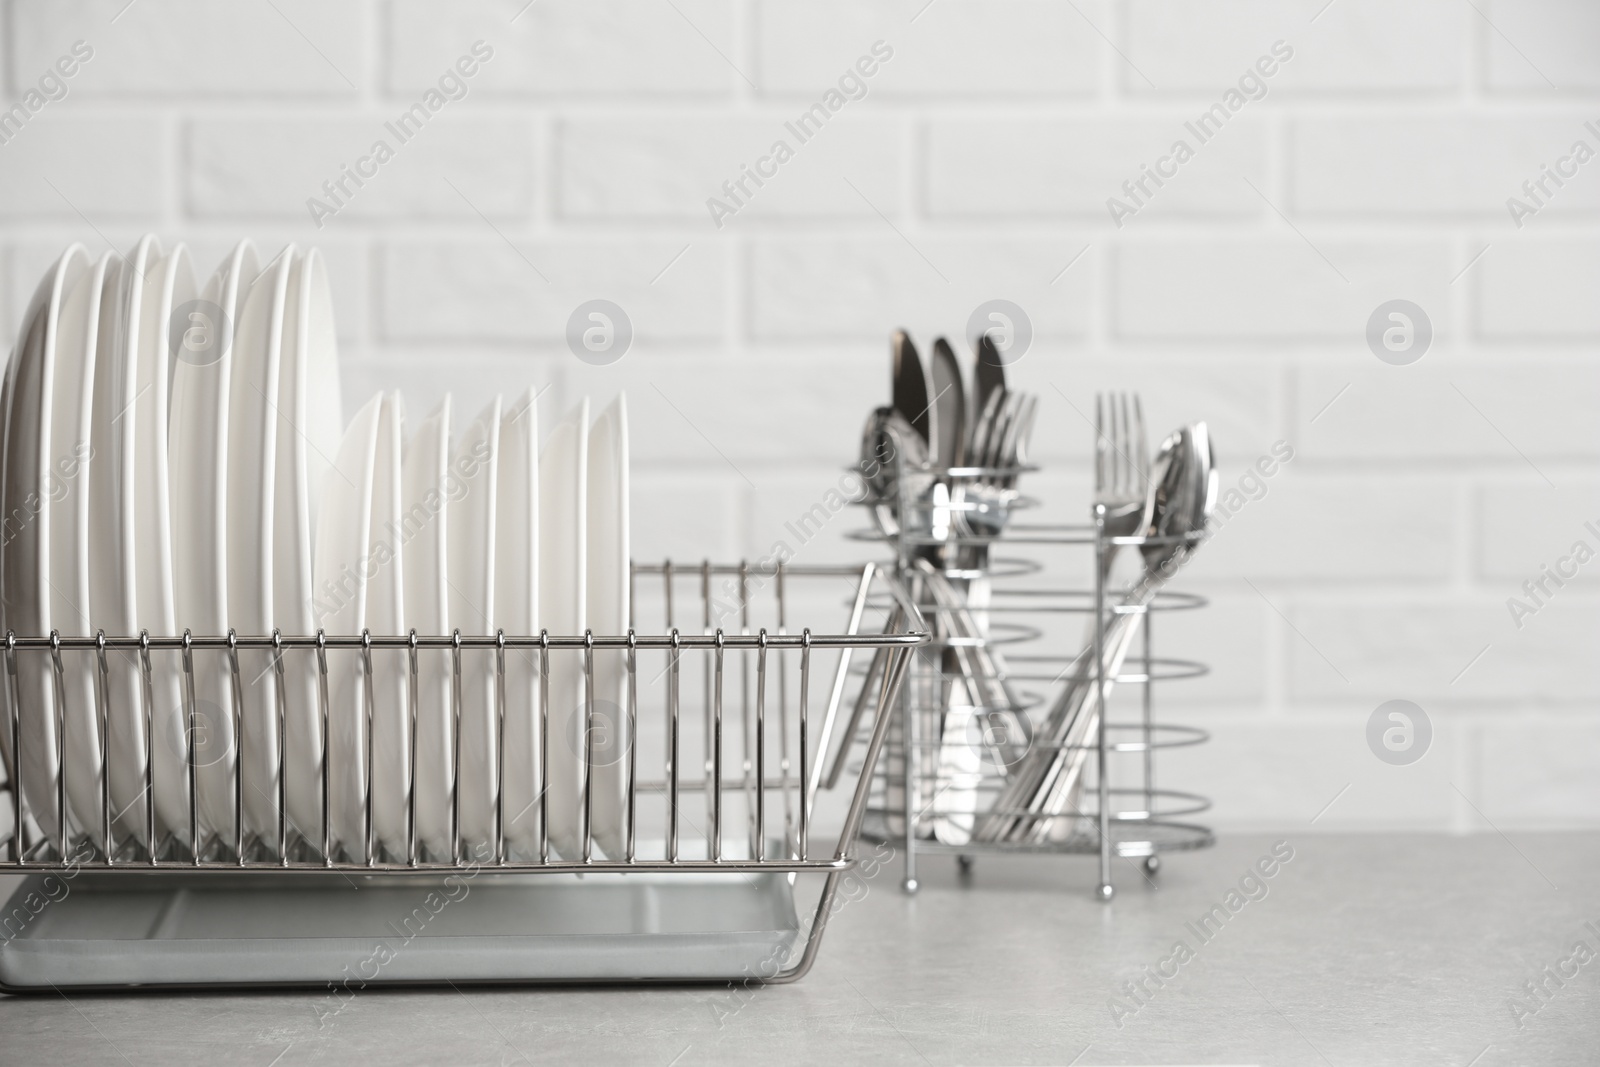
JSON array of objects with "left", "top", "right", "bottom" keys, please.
[
  {"left": 925, "top": 117, "right": 1270, "bottom": 218},
  {"left": 188, "top": 117, "right": 537, "bottom": 220},
  {"left": 2, "top": 0, "right": 1597, "bottom": 832},
  {"left": 1123, "top": 0, "right": 1466, "bottom": 93},
  {"left": 557, "top": 116, "right": 903, "bottom": 220},
  {"left": 1290, "top": 116, "right": 1600, "bottom": 217}
]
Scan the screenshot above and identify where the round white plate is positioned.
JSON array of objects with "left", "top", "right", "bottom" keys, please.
[
  {"left": 133, "top": 241, "right": 194, "bottom": 851},
  {"left": 0, "top": 337, "right": 10, "bottom": 846},
  {"left": 52, "top": 252, "right": 114, "bottom": 838},
  {"left": 169, "top": 240, "right": 257, "bottom": 847},
  {"left": 315, "top": 392, "right": 381, "bottom": 859},
  {"left": 539, "top": 399, "right": 587, "bottom": 860},
  {"left": 449, "top": 397, "right": 500, "bottom": 861},
  {"left": 0, "top": 316, "right": 12, "bottom": 844},
  {"left": 274, "top": 247, "right": 343, "bottom": 844},
  {"left": 1, "top": 244, "right": 89, "bottom": 846},
  {"left": 136, "top": 244, "right": 196, "bottom": 849},
  {"left": 367, "top": 391, "right": 406, "bottom": 858},
  {"left": 586, "top": 392, "right": 629, "bottom": 859},
  {"left": 88, "top": 237, "right": 197, "bottom": 848},
  {"left": 88, "top": 236, "right": 155, "bottom": 841},
  {"left": 495, "top": 387, "right": 539, "bottom": 859},
  {"left": 227, "top": 246, "right": 298, "bottom": 847},
  {"left": 402, "top": 396, "right": 452, "bottom": 860}
]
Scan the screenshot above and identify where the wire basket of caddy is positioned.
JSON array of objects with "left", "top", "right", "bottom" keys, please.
[
  {"left": 0, "top": 561, "right": 925, "bottom": 990},
  {"left": 842, "top": 329, "right": 1220, "bottom": 902}
]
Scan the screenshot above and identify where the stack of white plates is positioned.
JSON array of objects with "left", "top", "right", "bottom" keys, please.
[{"left": 0, "top": 238, "right": 628, "bottom": 864}]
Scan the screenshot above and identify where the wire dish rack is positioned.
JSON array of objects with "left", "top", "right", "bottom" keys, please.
[
  {"left": 0, "top": 561, "right": 924, "bottom": 990},
  {"left": 842, "top": 456, "right": 1215, "bottom": 901}
]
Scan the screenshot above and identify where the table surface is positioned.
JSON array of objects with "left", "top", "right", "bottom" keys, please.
[{"left": 0, "top": 832, "right": 1595, "bottom": 1066}]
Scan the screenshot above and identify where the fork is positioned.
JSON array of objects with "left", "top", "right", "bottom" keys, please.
[
  {"left": 1094, "top": 393, "right": 1148, "bottom": 584},
  {"left": 971, "top": 393, "right": 1145, "bottom": 843},
  {"left": 951, "top": 392, "right": 1034, "bottom": 542},
  {"left": 1028, "top": 392, "right": 1146, "bottom": 841}
]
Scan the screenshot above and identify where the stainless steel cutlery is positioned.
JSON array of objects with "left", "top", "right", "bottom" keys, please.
[
  {"left": 865, "top": 329, "right": 1037, "bottom": 548},
  {"left": 860, "top": 335, "right": 1219, "bottom": 855},
  {"left": 978, "top": 417, "right": 1216, "bottom": 844},
  {"left": 930, "top": 337, "right": 966, "bottom": 470}
]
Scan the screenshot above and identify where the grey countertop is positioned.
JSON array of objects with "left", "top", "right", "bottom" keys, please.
[{"left": 1, "top": 832, "right": 1596, "bottom": 1066}]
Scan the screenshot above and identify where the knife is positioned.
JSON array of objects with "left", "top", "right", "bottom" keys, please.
[
  {"left": 891, "top": 329, "right": 931, "bottom": 446},
  {"left": 929, "top": 336, "right": 965, "bottom": 470},
  {"left": 973, "top": 332, "right": 1006, "bottom": 444}
]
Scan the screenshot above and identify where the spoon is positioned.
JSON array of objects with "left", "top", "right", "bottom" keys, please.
[{"left": 860, "top": 405, "right": 933, "bottom": 541}]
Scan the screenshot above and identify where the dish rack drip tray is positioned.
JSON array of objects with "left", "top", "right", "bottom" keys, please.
[{"left": 0, "top": 869, "right": 800, "bottom": 989}]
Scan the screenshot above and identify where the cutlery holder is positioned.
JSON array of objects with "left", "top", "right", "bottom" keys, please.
[
  {"left": 843, "top": 453, "right": 1215, "bottom": 902},
  {"left": 0, "top": 561, "right": 925, "bottom": 990}
]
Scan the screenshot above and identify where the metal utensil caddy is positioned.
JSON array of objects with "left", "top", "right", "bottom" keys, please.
[
  {"left": 0, "top": 561, "right": 924, "bottom": 990},
  {"left": 842, "top": 455, "right": 1215, "bottom": 901}
]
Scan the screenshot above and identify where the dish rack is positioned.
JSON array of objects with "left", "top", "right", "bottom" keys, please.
[
  {"left": 0, "top": 561, "right": 925, "bottom": 990},
  {"left": 842, "top": 460, "right": 1215, "bottom": 902}
]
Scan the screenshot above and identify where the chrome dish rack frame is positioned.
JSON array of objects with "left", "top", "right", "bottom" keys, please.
[{"left": 0, "top": 561, "right": 925, "bottom": 988}]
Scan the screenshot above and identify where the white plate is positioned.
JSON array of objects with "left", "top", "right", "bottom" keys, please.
[
  {"left": 273, "top": 248, "right": 342, "bottom": 844},
  {"left": 0, "top": 321, "right": 12, "bottom": 844},
  {"left": 52, "top": 253, "right": 114, "bottom": 837},
  {"left": 314, "top": 393, "right": 381, "bottom": 859},
  {"left": 586, "top": 393, "right": 629, "bottom": 859},
  {"left": 449, "top": 397, "right": 500, "bottom": 860},
  {"left": 1, "top": 244, "right": 89, "bottom": 845},
  {"left": 137, "top": 245, "right": 196, "bottom": 847},
  {"left": 495, "top": 388, "right": 539, "bottom": 859},
  {"left": 87, "top": 241, "right": 141, "bottom": 839},
  {"left": 89, "top": 238, "right": 197, "bottom": 847},
  {"left": 169, "top": 241, "right": 257, "bottom": 846},
  {"left": 139, "top": 245, "right": 196, "bottom": 832},
  {"left": 540, "top": 400, "right": 587, "bottom": 860},
  {"left": 227, "top": 246, "right": 298, "bottom": 846},
  {"left": 367, "top": 391, "right": 406, "bottom": 858},
  {"left": 402, "top": 396, "right": 452, "bottom": 859}
]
